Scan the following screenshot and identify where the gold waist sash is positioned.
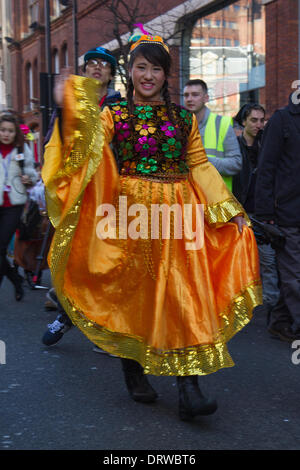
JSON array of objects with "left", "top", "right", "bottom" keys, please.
[{"left": 121, "top": 172, "right": 189, "bottom": 183}]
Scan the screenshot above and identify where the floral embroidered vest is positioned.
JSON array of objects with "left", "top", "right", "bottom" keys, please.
[{"left": 109, "top": 101, "right": 193, "bottom": 176}]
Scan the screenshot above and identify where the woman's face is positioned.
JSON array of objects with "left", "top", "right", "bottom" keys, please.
[
  {"left": 130, "top": 55, "right": 166, "bottom": 103},
  {"left": 0, "top": 121, "right": 16, "bottom": 145}
]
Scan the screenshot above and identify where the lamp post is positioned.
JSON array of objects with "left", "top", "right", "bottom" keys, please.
[
  {"left": 44, "top": 0, "right": 52, "bottom": 122},
  {"left": 73, "top": 0, "right": 78, "bottom": 74},
  {"left": 41, "top": 1, "right": 78, "bottom": 135}
]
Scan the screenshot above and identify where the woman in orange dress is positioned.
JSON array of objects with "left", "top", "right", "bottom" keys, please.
[{"left": 42, "top": 34, "right": 262, "bottom": 421}]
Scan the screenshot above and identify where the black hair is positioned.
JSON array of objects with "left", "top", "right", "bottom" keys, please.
[
  {"left": 234, "top": 103, "right": 265, "bottom": 126},
  {"left": 127, "top": 43, "right": 178, "bottom": 130},
  {"left": 184, "top": 79, "right": 208, "bottom": 94},
  {"left": 0, "top": 113, "right": 24, "bottom": 149}
]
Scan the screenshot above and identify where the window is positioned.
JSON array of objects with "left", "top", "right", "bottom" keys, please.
[
  {"left": 26, "top": 63, "right": 33, "bottom": 111},
  {"left": 33, "top": 59, "right": 38, "bottom": 100},
  {"left": 186, "top": 0, "right": 266, "bottom": 116},
  {"left": 28, "top": 0, "right": 39, "bottom": 26},
  {"left": 53, "top": 49, "right": 60, "bottom": 74},
  {"left": 62, "top": 44, "right": 69, "bottom": 67},
  {"left": 53, "top": 0, "right": 64, "bottom": 18}
]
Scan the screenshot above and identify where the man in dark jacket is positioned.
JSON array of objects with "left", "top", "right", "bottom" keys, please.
[
  {"left": 233, "top": 104, "right": 280, "bottom": 319},
  {"left": 233, "top": 104, "right": 265, "bottom": 211},
  {"left": 255, "top": 93, "right": 300, "bottom": 342}
]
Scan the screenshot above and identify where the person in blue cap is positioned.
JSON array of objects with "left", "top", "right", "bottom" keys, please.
[
  {"left": 81, "top": 46, "right": 120, "bottom": 107},
  {"left": 44, "top": 46, "right": 120, "bottom": 145},
  {"left": 42, "top": 46, "right": 121, "bottom": 353}
]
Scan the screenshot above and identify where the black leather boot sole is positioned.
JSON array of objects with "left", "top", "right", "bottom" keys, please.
[
  {"left": 177, "top": 376, "right": 218, "bottom": 421},
  {"left": 121, "top": 358, "right": 158, "bottom": 403}
]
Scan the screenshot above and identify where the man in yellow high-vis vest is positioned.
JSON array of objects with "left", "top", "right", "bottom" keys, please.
[{"left": 183, "top": 79, "right": 242, "bottom": 191}]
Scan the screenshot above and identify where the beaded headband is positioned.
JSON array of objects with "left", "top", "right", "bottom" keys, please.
[{"left": 129, "top": 25, "right": 169, "bottom": 54}]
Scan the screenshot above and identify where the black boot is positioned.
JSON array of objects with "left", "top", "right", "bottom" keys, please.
[
  {"left": 177, "top": 376, "right": 218, "bottom": 421},
  {"left": 6, "top": 263, "right": 24, "bottom": 301},
  {"left": 121, "top": 358, "right": 158, "bottom": 403}
]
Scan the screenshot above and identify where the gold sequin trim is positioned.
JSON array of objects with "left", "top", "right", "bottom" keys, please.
[
  {"left": 205, "top": 196, "right": 251, "bottom": 226},
  {"left": 125, "top": 173, "right": 189, "bottom": 183},
  {"left": 56, "top": 280, "right": 262, "bottom": 376},
  {"left": 56, "top": 76, "right": 102, "bottom": 180}
]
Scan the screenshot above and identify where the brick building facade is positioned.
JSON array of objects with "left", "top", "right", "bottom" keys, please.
[
  {"left": 3, "top": 0, "right": 299, "bottom": 158},
  {"left": 264, "top": 0, "right": 299, "bottom": 113}
]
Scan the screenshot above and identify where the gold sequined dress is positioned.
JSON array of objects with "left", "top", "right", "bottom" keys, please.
[{"left": 43, "top": 75, "right": 262, "bottom": 376}]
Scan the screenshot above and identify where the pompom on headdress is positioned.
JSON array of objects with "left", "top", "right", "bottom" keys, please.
[
  {"left": 129, "top": 24, "right": 169, "bottom": 54},
  {"left": 20, "top": 124, "right": 34, "bottom": 141}
]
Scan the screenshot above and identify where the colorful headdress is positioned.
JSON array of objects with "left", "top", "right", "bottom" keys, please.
[
  {"left": 20, "top": 124, "right": 34, "bottom": 141},
  {"left": 129, "top": 24, "right": 169, "bottom": 54}
]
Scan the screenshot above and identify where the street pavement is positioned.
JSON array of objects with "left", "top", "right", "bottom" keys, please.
[{"left": 1, "top": 269, "right": 300, "bottom": 451}]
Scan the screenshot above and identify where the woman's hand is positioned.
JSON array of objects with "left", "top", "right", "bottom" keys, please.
[
  {"left": 21, "top": 175, "right": 31, "bottom": 186},
  {"left": 230, "top": 215, "right": 247, "bottom": 234},
  {"left": 53, "top": 67, "right": 71, "bottom": 107}
]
